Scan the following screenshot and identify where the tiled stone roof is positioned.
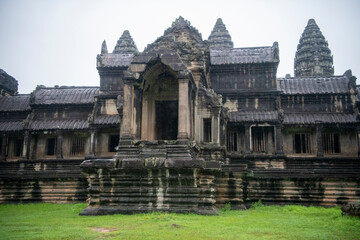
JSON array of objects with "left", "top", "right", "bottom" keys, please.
[
  {"left": 94, "top": 115, "right": 121, "bottom": 125},
  {"left": 278, "top": 76, "right": 350, "bottom": 94},
  {"left": 29, "top": 119, "right": 89, "bottom": 130},
  {"left": 228, "top": 111, "right": 278, "bottom": 123},
  {"left": 283, "top": 113, "right": 357, "bottom": 124},
  {"left": 0, "top": 94, "right": 30, "bottom": 111},
  {"left": 210, "top": 44, "right": 279, "bottom": 65},
  {"left": 33, "top": 87, "right": 98, "bottom": 105},
  {"left": 0, "top": 121, "right": 23, "bottom": 131}
]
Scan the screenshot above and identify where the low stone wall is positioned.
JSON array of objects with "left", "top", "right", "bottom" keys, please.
[
  {"left": 221, "top": 156, "right": 360, "bottom": 208},
  {"left": 243, "top": 178, "right": 360, "bottom": 207},
  {"left": 0, "top": 160, "right": 87, "bottom": 203},
  {"left": 0, "top": 157, "right": 359, "bottom": 211}
]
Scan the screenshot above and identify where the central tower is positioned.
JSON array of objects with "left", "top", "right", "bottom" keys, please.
[{"left": 294, "top": 19, "right": 334, "bottom": 77}]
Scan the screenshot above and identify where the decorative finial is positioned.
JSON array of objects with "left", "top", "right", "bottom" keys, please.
[
  {"left": 162, "top": 16, "right": 203, "bottom": 41},
  {"left": 113, "top": 30, "right": 138, "bottom": 54},
  {"left": 171, "top": 16, "right": 191, "bottom": 28},
  {"left": 101, "top": 40, "right": 108, "bottom": 54},
  {"left": 308, "top": 18, "right": 316, "bottom": 25},
  {"left": 208, "top": 18, "right": 233, "bottom": 50}
]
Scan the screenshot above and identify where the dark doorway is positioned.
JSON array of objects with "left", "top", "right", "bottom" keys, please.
[
  {"left": 155, "top": 100, "right": 178, "bottom": 140},
  {"left": 46, "top": 138, "right": 56, "bottom": 156},
  {"left": 108, "top": 135, "right": 119, "bottom": 152}
]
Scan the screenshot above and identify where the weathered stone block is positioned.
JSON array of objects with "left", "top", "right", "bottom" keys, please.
[
  {"left": 341, "top": 202, "right": 360, "bottom": 217},
  {"left": 121, "top": 159, "right": 145, "bottom": 168},
  {"left": 165, "top": 158, "right": 204, "bottom": 168},
  {"left": 144, "top": 157, "right": 166, "bottom": 168},
  {"left": 81, "top": 159, "right": 116, "bottom": 171}
]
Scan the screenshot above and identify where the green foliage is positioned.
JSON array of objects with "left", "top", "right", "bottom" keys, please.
[
  {"left": 0, "top": 203, "right": 359, "bottom": 240},
  {"left": 220, "top": 202, "right": 231, "bottom": 213},
  {"left": 251, "top": 199, "right": 264, "bottom": 209}
]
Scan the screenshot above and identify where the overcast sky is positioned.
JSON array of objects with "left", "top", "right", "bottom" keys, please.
[{"left": 1, "top": 0, "right": 359, "bottom": 94}]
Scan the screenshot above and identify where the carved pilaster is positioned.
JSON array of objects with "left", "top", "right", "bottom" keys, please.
[
  {"left": 120, "top": 79, "right": 133, "bottom": 141},
  {"left": 31, "top": 134, "right": 38, "bottom": 160},
  {"left": 316, "top": 124, "right": 323, "bottom": 157},
  {"left": 87, "top": 128, "right": 97, "bottom": 159},
  {"left": 21, "top": 130, "right": 30, "bottom": 160},
  {"left": 178, "top": 78, "right": 189, "bottom": 142},
  {"left": 211, "top": 107, "right": 221, "bottom": 145},
  {"left": 244, "top": 124, "right": 251, "bottom": 154},
  {"left": 275, "top": 125, "right": 284, "bottom": 155},
  {"left": 56, "top": 129, "right": 63, "bottom": 159}
]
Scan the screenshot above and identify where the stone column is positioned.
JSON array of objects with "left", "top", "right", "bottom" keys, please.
[
  {"left": 212, "top": 107, "right": 220, "bottom": 145},
  {"left": 22, "top": 130, "right": 31, "bottom": 160},
  {"left": 316, "top": 124, "right": 323, "bottom": 157},
  {"left": 56, "top": 129, "right": 63, "bottom": 159},
  {"left": 87, "top": 128, "right": 97, "bottom": 159},
  {"left": 120, "top": 80, "right": 133, "bottom": 141},
  {"left": 275, "top": 125, "right": 284, "bottom": 155},
  {"left": 244, "top": 124, "right": 251, "bottom": 154},
  {"left": 178, "top": 78, "right": 189, "bottom": 142},
  {"left": 0, "top": 133, "right": 7, "bottom": 161},
  {"left": 31, "top": 134, "right": 38, "bottom": 160}
]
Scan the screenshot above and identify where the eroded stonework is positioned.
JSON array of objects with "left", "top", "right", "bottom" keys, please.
[{"left": 0, "top": 17, "right": 359, "bottom": 213}]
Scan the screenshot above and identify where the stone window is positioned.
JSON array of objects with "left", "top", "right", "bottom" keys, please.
[
  {"left": 46, "top": 138, "right": 56, "bottom": 156},
  {"left": 108, "top": 135, "right": 119, "bottom": 152},
  {"left": 251, "top": 126, "right": 274, "bottom": 153},
  {"left": 322, "top": 133, "right": 340, "bottom": 154},
  {"left": 227, "top": 131, "right": 237, "bottom": 152},
  {"left": 70, "top": 136, "right": 86, "bottom": 156},
  {"left": 203, "top": 118, "right": 212, "bottom": 143},
  {"left": 252, "top": 127, "right": 268, "bottom": 152},
  {"left": 293, "top": 133, "right": 311, "bottom": 154}
]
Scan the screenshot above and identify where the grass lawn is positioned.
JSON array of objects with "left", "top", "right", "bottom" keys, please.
[{"left": 0, "top": 203, "right": 359, "bottom": 240}]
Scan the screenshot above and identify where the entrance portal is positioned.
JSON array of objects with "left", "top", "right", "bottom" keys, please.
[{"left": 155, "top": 100, "right": 178, "bottom": 140}]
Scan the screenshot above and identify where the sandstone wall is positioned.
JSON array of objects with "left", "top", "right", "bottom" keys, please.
[
  {"left": 0, "top": 157, "right": 359, "bottom": 210},
  {"left": 0, "top": 160, "right": 87, "bottom": 203}
]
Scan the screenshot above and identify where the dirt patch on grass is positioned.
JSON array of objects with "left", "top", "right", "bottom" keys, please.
[{"left": 91, "top": 227, "right": 118, "bottom": 233}]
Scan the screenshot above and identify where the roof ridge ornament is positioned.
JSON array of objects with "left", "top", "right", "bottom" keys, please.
[
  {"left": 101, "top": 40, "right": 108, "bottom": 54},
  {"left": 163, "top": 16, "right": 202, "bottom": 40},
  {"left": 172, "top": 16, "right": 191, "bottom": 28},
  {"left": 208, "top": 18, "right": 233, "bottom": 50},
  {"left": 113, "top": 30, "right": 138, "bottom": 54}
]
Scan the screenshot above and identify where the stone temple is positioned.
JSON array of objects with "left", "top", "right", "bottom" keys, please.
[{"left": 0, "top": 17, "right": 359, "bottom": 214}]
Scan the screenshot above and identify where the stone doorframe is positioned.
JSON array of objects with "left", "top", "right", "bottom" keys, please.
[{"left": 120, "top": 50, "right": 196, "bottom": 143}]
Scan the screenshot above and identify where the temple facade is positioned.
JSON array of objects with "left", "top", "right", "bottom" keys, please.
[{"left": 0, "top": 17, "right": 359, "bottom": 213}]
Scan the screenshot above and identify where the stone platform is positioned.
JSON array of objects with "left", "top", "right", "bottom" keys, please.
[{"left": 79, "top": 141, "right": 220, "bottom": 215}]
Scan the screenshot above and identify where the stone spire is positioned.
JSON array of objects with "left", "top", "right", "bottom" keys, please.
[
  {"left": 208, "top": 18, "right": 234, "bottom": 50},
  {"left": 101, "top": 40, "right": 108, "bottom": 54},
  {"left": 113, "top": 30, "right": 138, "bottom": 54},
  {"left": 294, "top": 19, "right": 334, "bottom": 77}
]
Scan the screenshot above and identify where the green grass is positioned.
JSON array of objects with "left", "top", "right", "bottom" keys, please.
[{"left": 0, "top": 203, "right": 359, "bottom": 240}]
